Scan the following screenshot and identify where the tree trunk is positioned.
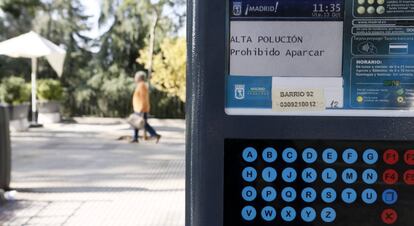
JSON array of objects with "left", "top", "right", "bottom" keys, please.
[{"left": 147, "top": 12, "right": 159, "bottom": 85}]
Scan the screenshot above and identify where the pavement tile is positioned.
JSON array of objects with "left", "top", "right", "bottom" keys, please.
[{"left": 0, "top": 119, "right": 185, "bottom": 226}]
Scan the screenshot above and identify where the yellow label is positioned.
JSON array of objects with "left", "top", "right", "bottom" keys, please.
[{"left": 272, "top": 88, "right": 325, "bottom": 112}]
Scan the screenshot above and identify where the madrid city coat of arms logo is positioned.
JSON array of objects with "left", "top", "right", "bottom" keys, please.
[{"left": 233, "top": 1, "right": 242, "bottom": 16}]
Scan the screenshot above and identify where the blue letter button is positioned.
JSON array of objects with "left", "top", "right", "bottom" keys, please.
[
  {"left": 242, "top": 186, "right": 257, "bottom": 202},
  {"left": 261, "top": 186, "right": 277, "bottom": 202},
  {"left": 321, "top": 207, "right": 336, "bottom": 223},
  {"left": 363, "top": 149, "right": 378, "bottom": 165},
  {"left": 281, "top": 187, "right": 297, "bottom": 202},
  {"left": 242, "top": 206, "right": 256, "bottom": 221},
  {"left": 322, "top": 148, "right": 338, "bottom": 164},
  {"left": 302, "top": 168, "right": 317, "bottom": 183},
  {"left": 361, "top": 188, "right": 377, "bottom": 204},
  {"left": 301, "top": 207, "right": 316, "bottom": 222},
  {"left": 322, "top": 168, "right": 337, "bottom": 184},
  {"left": 242, "top": 147, "right": 257, "bottom": 163},
  {"left": 282, "top": 147, "right": 298, "bottom": 163},
  {"left": 262, "top": 147, "right": 277, "bottom": 163},
  {"left": 341, "top": 188, "right": 357, "bottom": 204},
  {"left": 261, "top": 206, "right": 276, "bottom": 221},
  {"left": 281, "top": 206, "right": 296, "bottom": 222},
  {"left": 282, "top": 167, "right": 297, "bottom": 183},
  {"left": 302, "top": 148, "right": 318, "bottom": 164},
  {"left": 342, "top": 148, "right": 358, "bottom": 164},
  {"left": 301, "top": 187, "right": 317, "bottom": 203},
  {"left": 382, "top": 189, "right": 398, "bottom": 205},
  {"left": 321, "top": 188, "right": 337, "bottom": 203},
  {"left": 242, "top": 167, "right": 257, "bottom": 182},
  {"left": 262, "top": 167, "right": 277, "bottom": 182},
  {"left": 362, "top": 169, "right": 378, "bottom": 184},
  {"left": 342, "top": 168, "right": 358, "bottom": 184}
]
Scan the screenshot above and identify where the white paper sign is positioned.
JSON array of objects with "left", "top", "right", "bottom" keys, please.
[
  {"left": 272, "top": 77, "right": 344, "bottom": 108},
  {"left": 230, "top": 21, "right": 344, "bottom": 77},
  {"left": 273, "top": 88, "right": 325, "bottom": 112}
]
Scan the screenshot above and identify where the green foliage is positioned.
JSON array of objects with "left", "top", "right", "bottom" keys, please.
[
  {"left": 0, "top": 76, "right": 30, "bottom": 105},
  {"left": 0, "top": 0, "right": 41, "bottom": 17},
  {"left": 32, "top": 0, "right": 93, "bottom": 79},
  {"left": 85, "top": 68, "right": 136, "bottom": 117},
  {"left": 98, "top": 0, "right": 184, "bottom": 72},
  {"left": 150, "top": 89, "right": 185, "bottom": 118},
  {"left": 0, "top": 0, "right": 42, "bottom": 37},
  {"left": 0, "top": 0, "right": 186, "bottom": 118},
  {"left": 0, "top": 0, "right": 42, "bottom": 81},
  {"left": 139, "top": 37, "right": 186, "bottom": 102},
  {"left": 37, "top": 79, "right": 64, "bottom": 101},
  {"left": 98, "top": 0, "right": 153, "bottom": 74}
]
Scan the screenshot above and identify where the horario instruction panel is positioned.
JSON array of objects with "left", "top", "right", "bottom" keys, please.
[{"left": 225, "top": 0, "right": 414, "bottom": 117}]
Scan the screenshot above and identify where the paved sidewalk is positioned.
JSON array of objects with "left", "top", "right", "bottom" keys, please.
[{"left": 0, "top": 118, "right": 186, "bottom": 226}]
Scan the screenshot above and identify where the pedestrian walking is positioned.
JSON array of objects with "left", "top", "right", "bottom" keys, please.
[{"left": 131, "top": 71, "right": 161, "bottom": 143}]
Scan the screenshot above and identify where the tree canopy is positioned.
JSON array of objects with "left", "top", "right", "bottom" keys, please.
[
  {"left": 139, "top": 37, "right": 186, "bottom": 102},
  {"left": 0, "top": 0, "right": 186, "bottom": 118}
]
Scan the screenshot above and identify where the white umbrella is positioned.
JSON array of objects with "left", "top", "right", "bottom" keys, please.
[{"left": 0, "top": 31, "right": 66, "bottom": 124}]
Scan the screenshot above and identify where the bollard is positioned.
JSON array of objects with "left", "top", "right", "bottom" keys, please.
[{"left": 0, "top": 105, "right": 11, "bottom": 190}]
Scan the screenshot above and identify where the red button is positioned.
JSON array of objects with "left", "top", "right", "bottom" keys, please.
[
  {"left": 383, "top": 169, "right": 399, "bottom": 185},
  {"left": 403, "top": 170, "right": 414, "bottom": 185},
  {"left": 381, "top": 209, "right": 398, "bottom": 224},
  {"left": 383, "top": 149, "right": 399, "bottom": 165},
  {"left": 404, "top": 150, "right": 414, "bottom": 165}
]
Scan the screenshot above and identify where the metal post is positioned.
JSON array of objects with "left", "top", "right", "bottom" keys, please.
[
  {"left": 0, "top": 105, "right": 11, "bottom": 190},
  {"left": 31, "top": 57, "right": 37, "bottom": 124}
]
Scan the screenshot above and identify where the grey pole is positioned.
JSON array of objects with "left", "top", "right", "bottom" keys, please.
[
  {"left": 0, "top": 105, "right": 11, "bottom": 190},
  {"left": 31, "top": 57, "right": 37, "bottom": 124}
]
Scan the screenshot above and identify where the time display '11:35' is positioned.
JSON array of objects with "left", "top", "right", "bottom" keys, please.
[
  {"left": 313, "top": 3, "right": 342, "bottom": 13},
  {"left": 312, "top": 3, "right": 342, "bottom": 18}
]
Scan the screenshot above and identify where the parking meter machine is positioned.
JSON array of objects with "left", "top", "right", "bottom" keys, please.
[{"left": 187, "top": 0, "right": 414, "bottom": 226}]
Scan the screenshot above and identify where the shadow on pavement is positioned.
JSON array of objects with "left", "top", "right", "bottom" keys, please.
[{"left": 0, "top": 119, "right": 186, "bottom": 226}]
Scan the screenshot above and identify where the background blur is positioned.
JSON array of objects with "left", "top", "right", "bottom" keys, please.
[
  {"left": 0, "top": 0, "right": 186, "bottom": 119},
  {"left": 0, "top": 1, "right": 187, "bottom": 225}
]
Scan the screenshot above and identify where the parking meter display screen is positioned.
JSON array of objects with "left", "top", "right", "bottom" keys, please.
[{"left": 226, "top": 0, "right": 414, "bottom": 116}]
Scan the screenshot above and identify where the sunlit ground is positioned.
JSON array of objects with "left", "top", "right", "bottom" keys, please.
[{"left": 0, "top": 118, "right": 185, "bottom": 226}]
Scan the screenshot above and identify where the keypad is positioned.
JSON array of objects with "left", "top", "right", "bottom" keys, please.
[{"left": 225, "top": 139, "right": 414, "bottom": 225}]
